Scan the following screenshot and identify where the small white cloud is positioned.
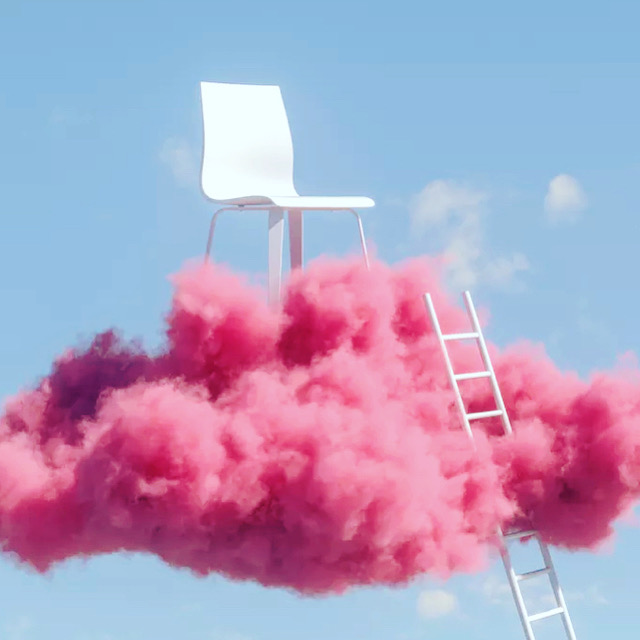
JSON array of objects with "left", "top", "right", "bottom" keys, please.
[
  {"left": 564, "top": 584, "right": 609, "bottom": 606},
  {"left": 479, "top": 573, "right": 555, "bottom": 612},
  {"left": 544, "top": 174, "right": 587, "bottom": 223},
  {"left": 209, "top": 631, "right": 252, "bottom": 640},
  {"left": 440, "top": 212, "right": 483, "bottom": 289},
  {"left": 49, "top": 106, "right": 92, "bottom": 128},
  {"left": 479, "top": 574, "right": 512, "bottom": 605},
  {"left": 477, "top": 572, "right": 608, "bottom": 613},
  {"left": 417, "top": 589, "right": 458, "bottom": 619},
  {"left": 482, "top": 253, "right": 530, "bottom": 288},
  {"left": 410, "top": 179, "right": 529, "bottom": 291},
  {"left": 411, "top": 179, "right": 488, "bottom": 228},
  {"left": 4, "top": 616, "right": 33, "bottom": 640},
  {"left": 159, "top": 137, "right": 199, "bottom": 188}
]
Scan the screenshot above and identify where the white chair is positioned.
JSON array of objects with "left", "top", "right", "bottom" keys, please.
[{"left": 200, "top": 81, "right": 374, "bottom": 306}]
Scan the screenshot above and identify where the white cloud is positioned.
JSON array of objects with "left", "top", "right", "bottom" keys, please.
[
  {"left": 566, "top": 584, "right": 609, "bottom": 606},
  {"left": 412, "top": 180, "right": 488, "bottom": 227},
  {"left": 477, "top": 573, "right": 608, "bottom": 612},
  {"left": 478, "top": 573, "right": 554, "bottom": 613},
  {"left": 49, "top": 106, "right": 92, "bottom": 128},
  {"left": 478, "top": 574, "right": 512, "bottom": 606},
  {"left": 482, "top": 253, "right": 530, "bottom": 288},
  {"left": 410, "top": 179, "right": 529, "bottom": 290},
  {"left": 417, "top": 588, "right": 458, "bottom": 619},
  {"left": 544, "top": 174, "right": 587, "bottom": 223},
  {"left": 159, "top": 137, "right": 199, "bottom": 188},
  {"left": 209, "top": 632, "right": 252, "bottom": 640},
  {"left": 576, "top": 295, "right": 616, "bottom": 351},
  {"left": 4, "top": 617, "right": 33, "bottom": 640}
]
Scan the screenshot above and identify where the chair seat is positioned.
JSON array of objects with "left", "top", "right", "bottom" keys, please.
[{"left": 215, "top": 195, "right": 375, "bottom": 209}]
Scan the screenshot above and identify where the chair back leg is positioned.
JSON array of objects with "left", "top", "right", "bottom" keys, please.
[
  {"left": 205, "top": 206, "right": 369, "bottom": 307},
  {"left": 348, "top": 209, "right": 370, "bottom": 269},
  {"left": 288, "top": 209, "right": 303, "bottom": 271}
]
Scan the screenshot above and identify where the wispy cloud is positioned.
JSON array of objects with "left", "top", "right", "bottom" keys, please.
[
  {"left": 416, "top": 588, "right": 459, "bottom": 619},
  {"left": 4, "top": 616, "right": 33, "bottom": 640},
  {"left": 576, "top": 295, "right": 617, "bottom": 351},
  {"left": 548, "top": 295, "right": 618, "bottom": 363},
  {"left": 565, "top": 583, "right": 609, "bottom": 606},
  {"left": 544, "top": 174, "right": 588, "bottom": 224},
  {"left": 159, "top": 136, "right": 199, "bottom": 188},
  {"left": 477, "top": 573, "right": 608, "bottom": 612},
  {"left": 209, "top": 632, "right": 253, "bottom": 640},
  {"left": 410, "top": 179, "right": 529, "bottom": 290},
  {"left": 478, "top": 573, "right": 512, "bottom": 606},
  {"left": 411, "top": 180, "right": 487, "bottom": 228},
  {"left": 49, "top": 106, "right": 93, "bottom": 129}
]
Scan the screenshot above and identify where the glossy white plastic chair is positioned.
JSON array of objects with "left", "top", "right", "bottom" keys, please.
[{"left": 200, "top": 81, "right": 374, "bottom": 305}]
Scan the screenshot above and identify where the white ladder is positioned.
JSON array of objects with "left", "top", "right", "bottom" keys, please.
[{"left": 423, "top": 290, "right": 578, "bottom": 640}]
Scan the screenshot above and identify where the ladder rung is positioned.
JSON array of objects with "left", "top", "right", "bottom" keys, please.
[
  {"left": 455, "top": 371, "right": 491, "bottom": 381},
  {"left": 516, "top": 567, "right": 550, "bottom": 581},
  {"left": 427, "top": 291, "right": 577, "bottom": 638},
  {"left": 442, "top": 332, "right": 479, "bottom": 341},
  {"left": 504, "top": 529, "right": 537, "bottom": 541},
  {"left": 528, "top": 607, "right": 564, "bottom": 622},
  {"left": 466, "top": 409, "right": 503, "bottom": 420}
]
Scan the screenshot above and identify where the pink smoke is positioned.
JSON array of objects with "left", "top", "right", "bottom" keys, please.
[{"left": 1, "top": 257, "right": 639, "bottom": 594}]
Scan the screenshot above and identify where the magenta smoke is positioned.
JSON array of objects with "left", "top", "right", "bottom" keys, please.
[{"left": 1, "top": 257, "right": 639, "bottom": 594}]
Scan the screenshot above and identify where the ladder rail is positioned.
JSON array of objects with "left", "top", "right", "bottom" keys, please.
[
  {"left": 539, "top": 538, "right": 578, "bottom": 640},
  {"left": 424, "top": 290, "right": 579, "bottom": 640},
  {"left": 424, "top": 294, "right": 475, "bottom": 441},
  {"left": 462, "top": 291, "right": 513, "bottom": 436},
  {"left": 501, "top": 544, "right": 537, "bottom": 640}
]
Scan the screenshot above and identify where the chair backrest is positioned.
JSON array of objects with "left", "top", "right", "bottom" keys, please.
[{"left": 200, "top": 81, "right": 298, "bottom": 202}]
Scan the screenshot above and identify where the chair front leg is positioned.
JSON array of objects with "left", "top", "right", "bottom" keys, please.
[{"left": 268, "top": 208, "right": 285, "bottom": 307}]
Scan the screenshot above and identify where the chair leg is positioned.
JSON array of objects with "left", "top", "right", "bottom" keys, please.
[
  {"left": 348, "top": 209, "right": 371, "bottom": 269},
  {"left": 204, "top": 207, "right": 235, "bottom": 262},
  {"left": 288, "top": 209, "right": 303, "bottom": 271},
  {"left": 268, "top": 208, "right": 285, "bottom": 307}
]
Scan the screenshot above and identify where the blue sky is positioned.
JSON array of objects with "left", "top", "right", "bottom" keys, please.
[{"left": 1, "top": 0, "right": 640, "bottom": 638}]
